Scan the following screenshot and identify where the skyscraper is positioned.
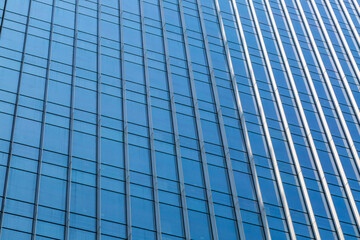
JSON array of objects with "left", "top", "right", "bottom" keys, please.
[{"left": 0, "top": 0, "right": 360, "bottom": 239}]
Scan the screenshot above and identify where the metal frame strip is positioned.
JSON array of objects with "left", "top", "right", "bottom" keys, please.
[
  {"left": 264, "top": 0, "right": 334, "bottom": 239},
  {"left": 118, "top": 0, "right": 132, "bottom": 239},
  {"left": 279, "top": 0, "right": 345, "bottom": 237},
  {"left": 335, "top": 0, "right": 360, "bottom": 66},
  {"left": 245, "top": 0, "right": 298, "bottom": 237},
  {"left": 196, "top": 0, "right": 255, "bottom": 238},
  {"left": 251, "top": 0, "right": 323, "bottom": 238},
  {"left": 96, "top": 0, "right": 102, "bottom": 238},
  {"left": 158, "top": 0, "right": 191, "bottom": 239},
  {"left": 309, "top": 0, "right": 360, "bottom": 157},
  {"left": 0, "top": 0, "right": 8, "bottom": 36},
  {"left": 314, "top": 0, "right": 360, "bottom": 123},
  {"left": 228, "top": 1, "right": 273, "bottom": 238},
  {"left": 0, "top": 0, "right": 33, "bottom": 237},
  {"left": 138, "top": 0, "right": 162, "bottom": 238},
  {"left": 282, "top": 0, "right": 356, "bottom": 238},
  {"left": 298, "top": 0, "right": 360, "bottom": 232},
  {"left": 31, "top": 0, "right": 57, "bottom": 238},
  {"left": 196, "top": 0, "right": 247, "bottom": 238},
  {"left": 349, "top": 0, "right": 360, "bottom": 22},
  {"left": 232, "top": 0, "right": 295, "bottom": 237},
  {"left": 212, "top": 0, "right": 276, "bottom": 239},
  {"left": 177, "top": 0, "right": 219, "bottom": 238},
  {"left": 64, "top": 0, "right": 79, "bottom": 239}
]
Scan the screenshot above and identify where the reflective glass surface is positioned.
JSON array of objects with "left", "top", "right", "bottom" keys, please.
[{"left": 0, "top": 0, "right": 360, "bottom": 239}]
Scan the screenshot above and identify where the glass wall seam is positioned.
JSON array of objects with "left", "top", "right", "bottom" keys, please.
[
  {"left": 313, "top": 0, "right": 360, "bottom": 126},
  {"left": 299, "top": 0, "right": 360, "bottom": 233},
  {"left": 251, "top": 0, "right": 322, "bottom": 238},
  {"left": 336, "top": 0, "right": 360, "bottom": 65},
  {"left": 279, "top": 0, "right": 344, "bottom": 236},
  {"left": 261, "top": 0, "right": 327, "bottom": 239},
  {"left": 96, "top": 0, "right": 102, "bottom": 238},
  {"left": 0, "top": 0, "right": 33, "bottom": 237},
  {"left": 1, "top": 0, "right": 360, "bottom": 238},
  {"left": 335, "top": 0, "right": 360, "bottom": 76},
  {"left": 265, "top": 0, "right": 334, "bottom": 239},
  {"left": 204, "top": 0, "right": 248, "bottom": 238},
  {"left": 349, "top": 0, "right": 360, "bottom": 21},
  {"left": 177, "top": 0, "right": 219, "bottom": 238},
  {"left": 290, "top": 0, "right": 358, "bottom": 238},
  {"left": 31, "top": 0, "right": 56, "bottom": 238},
  {"left": 158, "top": 0, "right": 191, "bottom": 239},
  {"left": 64, "top": 0, "right": 79, "bottom": 239},
  {"left": 238, "top": 0, "right": 297, "bottom": 238},
  {"left": 214, "top": 0, "right": 273, "bottom": 239},
  {"left": 119, "top": 0, "right": 132, "bottom": 238},
  {"left": 139, "top": 0, "right": 162, "bottom": 238},
  {"left": 228, "top": 1, "right": 272, "bottom": 238},
  {"left": 0, "top": 0, "right": 7, "bottom": 35}
]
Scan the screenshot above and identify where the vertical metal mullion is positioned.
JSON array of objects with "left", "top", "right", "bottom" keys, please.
[
  {"left": 96, "top": 0, "right": 102, "bottom": 239},
  {"left": 249, "top": 0, "right": 324, "bottom": 238},
  {"left": 158, "top": 1, "right": 190, "bottom": 239},
  {"left": 296, "top": 0, "right": 360, "bottom": 233},
  {"left": 138, "top": 0, "right": 162, "bottom": 238},
  {"left": 177, "top": 0, "right": 218, "bottom": 239},
  {"left": 0, "top": 0, "right": 8, "bottom": 36},
  {"left": 285, "top": 0, "right": 352, "bottom": 238},
  {"left": 210, "top": 0, "right": 261, "bottom": 239},
  {"left": 262, "top": 0, "right": 324, "bottom": 238},
  {"left": 233, "top": 0, "right": 295, "bottom": 237},
  {"left": 64, "top": 0, "right": 79, "bottom": 239},
  {"left": 0, "top": 0, "right": 33, "bottom": 237},
  {"left": 317, "top": 0, "right": 360, "bottom": 121},
  {"left": 335, "top": 0, "right": 360, "bottom": 65},
  {"left": 119, "top": 0, "right": 131, "bottom": 239},
  {"left": 228, "top": 1, "right": 272, "bottom": 238},
  {"left": 64, "top": 1, "right": 79, "bottom": 239},
  {"left": 278, "top": 0, "right": 345, "bottom": 238},
  {"left": 195, "top": 0, "right": 247, "bottom": 239},
  {"left": 311, "top": 1, "right": 360, "bottom": 165},
  {"left": 310, "top": 0, "right": 360, "bottom": 164},
  {"left": 317, "top": 0, "right": 360, "bottom": 182},
  {"left": 31, "top": 0, "right": 56, "bottom": 238},
  {"left": 349, "top": 0, "right": 360, "bottom": 22}
]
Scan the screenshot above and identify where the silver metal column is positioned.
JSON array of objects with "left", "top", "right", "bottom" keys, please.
[
  {"left": 0, "top": 0, "right": 8, "bottom": 36},
  {"left": 265, "top": 0, "right": 344, "bottom": 239},
  {"left": 233, "top": 0, "right": 296, "bottom": 238},
  {"left": 31, "top": 0, "right": 56, "bottom": 238},
  {"left": 119, "top": 0, "right": 132, "bottom": 239},
  {"left": 313, "top": 0, "right": 360, "bottom": 123},
  {"left": 96, "top": 0, "right": 102, "bottom": 239},
  {"left": 335, "top": 0, "right": 360, "bottom": 59},
  {"left": 195, "top": 0, "right": 247, "bottom": 238},
  {"left": 0, "top": 0, "right": 33, "bottom": 237},
  {"left": 280, "top": 0, "right": 345, "bottom": 236},
  {"left": 158, "top": 0, "right": 190, "bottom": 239},
  {"left": 64, "top": 0, "right": 79, "bottom": 239},
  {"left": 349, "top": 0, "right": 360, "bottom": 21},
  {"left": 250, "top": 0, "right": 322, "bottom": 238},
  {"left": 297, "top": 0, "right": 360, "bottom": 232},
  {"left": 214, "top": 0, "right": 282, "bottom": 238},
  {"left": 229, "top": 1, "right": 273, "bottom": 238},
  {"left": 215, "top": 0, "right": 275, "bottom": 239},
  {"left": 139, "top": 0, "right": 162, "bottom": 238},
  {"left": 177, "top": 0, "right": 219, "bottom": 238},
  {"left": 245, "top": 0, "right": 298, "bottom": 238}
]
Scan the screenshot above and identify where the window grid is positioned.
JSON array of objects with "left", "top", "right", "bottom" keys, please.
[{"left": 1, "top": 0, "right": 360, "bottom": 239}]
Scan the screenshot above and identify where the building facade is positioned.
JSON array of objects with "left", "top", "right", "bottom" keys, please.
[{"left": 0, "top": 0, "right": 360, "bottom": 239}]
